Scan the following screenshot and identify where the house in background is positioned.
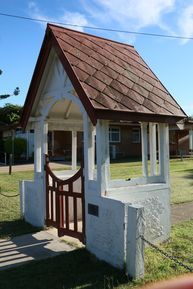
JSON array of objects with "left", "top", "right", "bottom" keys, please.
[
  {"left": 47, "top": 122, "right": 142, "bottom": 161},
  {"left": 169, "top": 118, "right": 193, "bottom": 156},
  {"left": 0, "top": 118, "right": 192, "bottom": 164},
  {"left": 47, "top": 119, "right": 193, "bottom": 162}
]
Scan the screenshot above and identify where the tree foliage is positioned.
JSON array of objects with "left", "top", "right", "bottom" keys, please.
[
  {"left": 4, "top": 137, "right": 27, "bottom": 158},
  {"left": 0, "top": 69, "right": 20, "bottom": 99},
  {"left": 0, "top": 103, "right": 23, "bottom": 124}
]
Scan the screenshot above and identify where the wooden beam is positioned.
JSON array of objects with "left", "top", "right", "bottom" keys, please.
[{"left": 64, "top": 100, "right": 72, "bottom": 119}]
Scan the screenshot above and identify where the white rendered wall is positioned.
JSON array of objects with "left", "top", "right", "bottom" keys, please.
[
  {"left": 20, "top": 178, "right": 45, "bottom": 227},
  {"left": 106, "top": 185, "right": 171, "bottom": 243},
  {"left": 85, "top": 194, "right": 126, "bottom": 269}
]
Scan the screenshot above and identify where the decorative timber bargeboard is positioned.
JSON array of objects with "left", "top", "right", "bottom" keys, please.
[{"left": 45, "top": 154, "right": 85, "bottom": 243}]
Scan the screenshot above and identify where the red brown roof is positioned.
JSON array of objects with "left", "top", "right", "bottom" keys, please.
[{"left": 21, "top": 24, "right": 186, "bottom": 127}]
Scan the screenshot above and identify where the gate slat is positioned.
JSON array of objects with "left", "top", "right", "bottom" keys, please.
[
  {"left": 73, "top": 197, "right": 77, "bottom": 232},
  {"left": 65, "top": 195, "right": 69, "bottom": 230},
  {"left": 60, "top": 195, "right": 64, "bottom": 228}
]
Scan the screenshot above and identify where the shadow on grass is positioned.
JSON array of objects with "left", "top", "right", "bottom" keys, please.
[
  {"left": 173, "top": 169, "right": 193, "bottom": 179},
  {"left": 0, "top": 248, "right": 129, "bottom": 289},
  {"left": 110, "top": 157, "right": 142, "bottom": 164},
  {"left": 0, "top": 219, "right": 40, "bottom": 239}
]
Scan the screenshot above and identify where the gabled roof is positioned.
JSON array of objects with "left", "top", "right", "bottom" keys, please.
[{"left": 21, "top": 24, "right": 186, "bottom": 127}]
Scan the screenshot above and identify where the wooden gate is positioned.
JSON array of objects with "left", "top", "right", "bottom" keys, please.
[{"left": 45, "top": 155, "right": 85, "bottom": 243}]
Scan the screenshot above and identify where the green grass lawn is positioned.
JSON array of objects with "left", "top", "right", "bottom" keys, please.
[
  {"left": 0, "top": 219, "right": 193, "bottom": 289},
  {"left": 0, "top": 159, "right": 192, "bottom": 288},
  {"left": 170, "top": 159, "right": 193, "bottom": 204},
  {"left": 0, "top": 158, "right": 193, "bottom": 238},
  {"left": 0, "top": 171, "right": 38, "bottom": 238}
]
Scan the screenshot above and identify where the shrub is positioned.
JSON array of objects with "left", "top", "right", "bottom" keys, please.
[{"left": 4, "top": 137, "right": 27, "bottom": 158}]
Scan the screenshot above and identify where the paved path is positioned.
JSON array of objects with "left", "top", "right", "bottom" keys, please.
[
  {"left": 0, "top": 162, "right": 69, "bottom": 173},
  {"left": 0, "top": 228, "right": 83, "bottom": 271},
  {"left": 171, "top": 201, "right": 193, "bottom": 224}
]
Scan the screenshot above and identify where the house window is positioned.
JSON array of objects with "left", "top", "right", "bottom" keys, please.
[
  {"left": 109, "top": 127, "right": 120, "bottom": 143},
  {"left": 132, "top": 128, "right": 141, "bottom": 143}
]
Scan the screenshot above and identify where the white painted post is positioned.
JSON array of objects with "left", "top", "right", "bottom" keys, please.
[
  {"left": 88, "top": 122, "right": 96, "bottom": 180},
  {"left": 149, "top": 123, "right": 157, "bottom": 176},
  {"left": 96, "top": 120, "right": 110, "bottom": 194},
  {"left": 141, "top": 123, "right": 148, "bottom": 178},
  {"left": 34, "top": 121, "right": 42, "bottom": 176},
  {"left": 71, "top": 130, "right": 77, "bottom": 170},
  {"left": 158, "top": 123, "right": 170, "bottom": 183},
  {"left": 126, "top": 204, "right": 145, "bottom": 279},
  {"left": 26, "top": 130, "right": 29, "bottom": 160},
  {"left": 83, "top": 113, "right": 89, "bottom": 187},
  {"left": 41, "top": 120, "right": 48, "bottom": 172},
  {"left": 34, "top": 120, "right": 48, "bottom": 178},
  {"left": 32, "top": 119, "right": 48, "bottom": 227}
]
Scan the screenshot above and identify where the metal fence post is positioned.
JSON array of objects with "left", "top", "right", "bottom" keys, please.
[
  {"left": 126, "top": 204, "right": 145, "bottom": 279},
  {"left": 4, "top": 152, "right": 7, "bottom": 166},
  {"left": 9, "top": 154, "right": 13, "bottom": 175}
]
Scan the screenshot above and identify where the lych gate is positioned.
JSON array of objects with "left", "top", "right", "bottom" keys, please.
[{"left": 20, "top": 24, "right": 186, "bottom": 278}]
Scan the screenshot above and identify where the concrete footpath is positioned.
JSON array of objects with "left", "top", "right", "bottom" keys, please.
[
  {"left": 171, "top": 201, "right": 193, "bottom": 224},
  {"left": 0, "top": 162, "right": 68, "bottom": 173},
  {"left": 0, "top": 228, "right": 83, "bottom": 271}
]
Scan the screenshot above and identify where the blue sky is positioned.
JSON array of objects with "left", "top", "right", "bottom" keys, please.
[{"left": 0, "top": 0, "right": 193, "bottom": 116}]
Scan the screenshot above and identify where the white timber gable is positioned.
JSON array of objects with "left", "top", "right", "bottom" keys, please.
[{"left": 28, "top": 48, "right": 86, "bottom": 132}]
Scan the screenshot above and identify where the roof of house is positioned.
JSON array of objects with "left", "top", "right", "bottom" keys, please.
[{"left": 21, "top": 24, "right": 186, "bottom": 127}]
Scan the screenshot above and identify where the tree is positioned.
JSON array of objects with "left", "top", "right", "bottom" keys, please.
[
  {"left": 0, "top": 103, "right": 23, "bottom": 124},
  {"left": 4, "top": 137, "right": 27, "bottom": 158},
  {"left": 0, "top": 69, "right": 20, "bottom": 99}
]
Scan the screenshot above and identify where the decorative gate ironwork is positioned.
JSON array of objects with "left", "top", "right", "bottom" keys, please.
[{"left": 45, "top": 155, "right": 85, "bottom": 243}]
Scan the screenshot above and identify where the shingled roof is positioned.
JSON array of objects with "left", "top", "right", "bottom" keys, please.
[{"left": 21, "top": 24, "right": 186, "bottom": 127}]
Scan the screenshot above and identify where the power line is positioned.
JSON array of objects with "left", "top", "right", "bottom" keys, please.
[{"left": 0, "top": 11, "right": 193, "bottom": 41}]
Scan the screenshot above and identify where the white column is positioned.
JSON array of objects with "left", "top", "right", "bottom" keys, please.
[
  {"left": 83, "top": 114, "right": 89, "bottom": 187},
  {"left": 141, "top": 123, "right": 148, "bottom": 178},
  {"left": 34, "top": 122, "right": 42, "bottom": 175},
  {"left": 158, "top": 123, "right": 170, "bottom": 183},
  {"left": 71, "top": 131, "right": 77, "bottom": 170},
  {"left": 34, "top": 120, "right": 48, "bottom": 178},
  {"left": 88, "top": 122, "right": 96, "bottom": 180},
  {"left": 26, "top": 130, "right": 29, "bottom": 160},
  {"left": 41, "top": 120, "right": 48, "bottom": 173},
  {"left": 126, "top": 204, "right": 145, "bottom": 279},
  {"left": 149, "top": 123, "right": 157, "bottom": 176},
  {"left": 33, "top": 119, "right": 48, "bottom": 227},
  {"left": 96, "top": 120, "right": 110, "bottom": 194}
]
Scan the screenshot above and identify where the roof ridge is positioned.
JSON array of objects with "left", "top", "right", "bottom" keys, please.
[{"left": 47, "top": 23, "right": 135, "bottom": 49}]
